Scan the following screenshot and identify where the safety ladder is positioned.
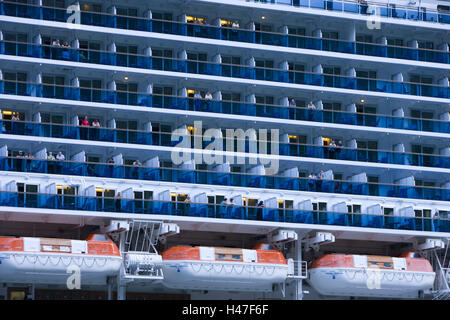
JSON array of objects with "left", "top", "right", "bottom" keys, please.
[{"left": 287, "top": 259, "right": 308, "bottom": 279}]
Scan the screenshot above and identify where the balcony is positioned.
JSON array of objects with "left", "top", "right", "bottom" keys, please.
[
  {"left": 1, "top": 40, "right": 449, "bottom": 99},
  {"left": 1, "top": 157, "right": 449, "bottom": 201},
  {"left": 1, "top": 1, "right": 449, "bottom": 65},
  {"left": 220, "top": 0, "right": 449, "bottom": 25},
  {"left": 1, "top": 80, "right": 448, "bottom": 134},
  {"left": 0, "top": 190, "right": 448, "bottom": 232}
]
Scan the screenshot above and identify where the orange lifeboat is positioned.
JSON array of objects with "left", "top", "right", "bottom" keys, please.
[
  {"left": 0, "top": 234, "right": 122, "bottom": 285},
  {"left": 161, "top": 243, "right": 289, "bottom": 291},
  {"left": 308, "top": 252, "right": 435, "bottom": 298}
]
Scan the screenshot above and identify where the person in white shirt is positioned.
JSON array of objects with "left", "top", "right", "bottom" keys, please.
[
  {"left": 307, "top": 101, "right": 316, "bottom": 120},
  {"left": 56, "top": 151, "right": 65, "bottom": 161},
  {"left": 307, "top": 101, "right": 316, "bottom": 109},
  {"left": 90, "top": 119, "right": 100, "bottom": 140},
  {"left": 204, "top": 91, "right": 213, "bottom": 109}
]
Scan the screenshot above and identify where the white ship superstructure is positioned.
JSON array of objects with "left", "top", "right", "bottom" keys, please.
[{"left": 0, "top": 0, "right": 449, "bottom": 300}]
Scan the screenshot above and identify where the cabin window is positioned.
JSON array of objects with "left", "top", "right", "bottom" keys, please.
[
  {"left": 218, "top": 254, "right": 226, "bottom": 260},
  {"left": 262, "top": 244, "right": 276, "bottom": 251},
  {"left": 231, "top": 254, "right": 241, "bottom": 260},
  {"left": 93, "top": 235, "right": 108, "bottom": 241},
  {"left": 383, "top": 263, "right": 392, "bottom": 268}
]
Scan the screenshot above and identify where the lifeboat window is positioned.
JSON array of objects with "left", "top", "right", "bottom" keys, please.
[
  {"left": 232, "top": 254, "right": 241, "bottom": 260},
  {"left": 262, "top": 244, "right": 276, "bottom": 251},
  {"left": 93, "top": 235, "right": 108, "bottom": 241},
  {"left": 412, "top": 252, "right": 421, "bottom": 258}
]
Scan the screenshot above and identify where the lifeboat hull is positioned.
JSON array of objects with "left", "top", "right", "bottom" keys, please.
[
  {"left": 0, "top": 251, "right": 122, "bottom": 285},
  {"left": 162, "top": 260, "right": 288, "bottom": 292},
  {"left": 309, "top": 267, "right": 435, "bottom": 299}
]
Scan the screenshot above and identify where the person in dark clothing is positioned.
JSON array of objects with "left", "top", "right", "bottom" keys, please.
[{"left": 257, "top": 200, "right": 264, "bottom": 220}]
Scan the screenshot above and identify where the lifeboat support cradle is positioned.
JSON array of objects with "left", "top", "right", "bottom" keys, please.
[
  {"left": 267, "top": 229, "right": 308, "bottom": 299},
  {"left": 109, "top": 220, "right": 179, "bottom": 300}
]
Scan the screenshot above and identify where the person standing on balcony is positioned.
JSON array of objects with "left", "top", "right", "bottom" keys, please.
[
  {"left": 55, "top": 151, "right": 65, "bottom": 174},
  {"left": 289, "top": 98, "right": 296, "bottom": 107},
  {"left": 80, "top": 115, "right": 89, "bottom": 126},
  {"left": 61, "top": 42, "right": 71, "bottom": 60},
  {"left": 11, "top": 113, "right": 20, "bottom": 135},
  {"left": 51, "top": 39, "right": 61, "bottom": 59},
  {"left": 183, "top": 195, "right": 191, "bottom": 216},
  {"left": 289, "top": 98, "right": 297, "bottom": 120},
  {"left": 257, "top": 200, "right": 264, "bottom": 220},
  {"left": 329, "top": 140, "right": 336, "bottom": 159},
  {"left": 432, "top": 209, "right": 440, "bottom": 232},
  {"left": 218, "top": 197, "right": 228, "bottom": 218},
  {"left": 25, "top": 152, "right": 34, "bottom": 172},
  {"left": 91, "top": 119, "right": 100, "bottom": 140},
  {"left": 80, "top": 115, "right": 89, "bottom": 140},
  {"left": 115, "top": 192, "right": 122, "bottom": 212},
  {"left": 316, "top": 170, "right": 325, "bottom": 191},
  {"left": 47, "top": 151, "right": 56, "bottom": 174},
  {"left": 56, "top": 151, "right": 65, "bottom": 161},
  {"left": 231, "top": 20, "right": 240, "bottom": 40},
  {"left": 204, "top": 91, "right": 213, "bottom": 110},
  {"left": 307, "top": 101, "right": 316, "bottom": 121}
]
